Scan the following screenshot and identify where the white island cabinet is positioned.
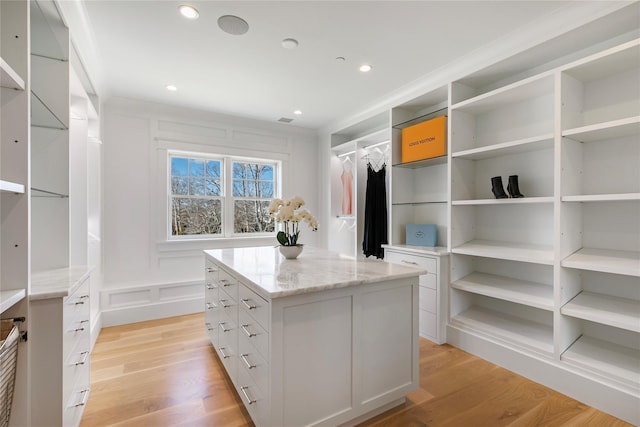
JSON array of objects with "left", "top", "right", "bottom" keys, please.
[{"left": 204, "top": 246, "right": 424, "bottom": 427}]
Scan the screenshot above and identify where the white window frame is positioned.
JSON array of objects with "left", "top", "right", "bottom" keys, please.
[{"left": 167, "top": 150, "right": 281, "bottom": 241}]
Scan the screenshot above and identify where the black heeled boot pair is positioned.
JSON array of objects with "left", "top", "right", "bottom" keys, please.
[{"left": 491, "top": 175, "right": 524, "bottom": 199}]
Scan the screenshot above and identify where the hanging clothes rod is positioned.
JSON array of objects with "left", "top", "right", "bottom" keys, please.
[
  {"left": 337, "top": 150, "right": 356, "bottom": 158},
  {"left": 362, "top": 140, "right": 389, "bottom": 150}
]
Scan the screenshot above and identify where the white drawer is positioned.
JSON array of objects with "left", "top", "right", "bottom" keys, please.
[
  {"left": 238, "top": 308, "right": 269, "bottom": 360},
  {"left": 237, "top": 363, "right": 270, "bottom": 426},
  {"left": 238, "top": 284, "right": 270, "bottom": 332},
  {"left": 219, "top": 294, "right": 237, "bottom": 321},
  {"left": 419, "top": 272, "right": 437, "bottom": 290},
  {"left": 63, "top": 279, "right": 90, "bottom": 330},
  {"left": 419, "top": 309, "right": 437, "bottom": 341},
  {"left": 217, "top": 269, "right": 238, "bottom": 302},
  {"left": 419, "top": 286, "right": 437, "bottom": 313},
  {"left": 217, "top": 311, "right": 237, "bottom": 380},
  {"left": 63, "top": 318, "right": 90, "bottom": 359},
  {"left": 385, "top": 251, "right": 437, "bottom": 275},
  {"left": 238, "top": 333, "right": 269, "bottom": 395},
  {"left": 64, "top": 388, "right": 90, "bottom": 427},
  {"left": 63, "top": 342, "right": 90, "bottom": 410}
]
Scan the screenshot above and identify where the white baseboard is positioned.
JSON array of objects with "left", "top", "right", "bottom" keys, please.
[
  {"left": 447, "top": 325, "right": 639, "bottom": 425},
  {"left": 99, "top": 280, "right": 204, "bottom": 327}
]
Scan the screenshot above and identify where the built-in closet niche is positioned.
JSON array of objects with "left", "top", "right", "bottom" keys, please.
[
  {"left": 329, "top": 112, "right": 389, "bottom": 258},
  {"left": 390, "top": 87, "right": 448, "bottom": 248},
  {"left": 30, "top": 0, "right": 70, "bottom": 271},
  {"left": 557, "top": 38, "right": 639, "bottom": 398}
]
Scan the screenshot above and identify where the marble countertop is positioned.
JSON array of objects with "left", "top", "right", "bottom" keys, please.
[
  {"left": 204, "top": 246, "right": 426, "bottom": 299},
  {"left": 31, "top": 266, "right": 93, "bottom": 300}
]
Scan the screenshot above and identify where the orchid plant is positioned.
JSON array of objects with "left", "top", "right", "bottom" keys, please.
[{"left": 268, "top": 196, "right": 318, "bottom": 246}]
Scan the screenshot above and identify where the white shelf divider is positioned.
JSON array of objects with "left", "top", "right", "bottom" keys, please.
[
  {"left": 0, "top": 180, "right": 25, "bottom": 193},
  {"left": 562, "top": 116, "right": 640, "bottom": 142},
  {"left": 452, "top": 239, "right": 555, "bottom": 265},
  {"left": 562, "top": 247, "right": 640, "bottom": 277},
  {"left": 450, "top": 306, "right": 554, "bottom": 357},
  {"left": 0, "top": 289, "right": 26, "bottom": 314},
  {"left": 452, "top": 134, "right": 554, "bottom": 160},
  {"left": 562, "top": 193, "right": 640, "bottom": 202},
  {"left": 0, "top": 57, "right": 25, "bottom": 90},
  {"left": 452, "top": 272, "right": 553, "bottom": 311},
  {"left": 562, "top": 291, "right": 640, "bottom": 333},
  {"left": 452, "top": 196, "right": 553, "bottom": 206},
  {"left": 562, "top": 335, "right": 640, "bottom": 393}
]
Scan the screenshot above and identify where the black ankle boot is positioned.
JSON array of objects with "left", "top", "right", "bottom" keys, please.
[
  {"left": 491, "top": 176, "right": 508, "bottom": 199},
  {"left": 507, "top": 175, "right": 524, "bottom": 198}
]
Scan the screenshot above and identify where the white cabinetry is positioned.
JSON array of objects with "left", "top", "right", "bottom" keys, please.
[
  {"left": 30, "top": 268, "right": 92, "bottom": 427},
  {"left": 0, "top": 1, "right": 30, "bottom": 424},
  {"left": 446, "top": 39, "right": 639, "bottom": 424},
  {"left": 384, "top": 245, "right": 448, "bottom": 344},
  {"left": 558, "top": 39, "right": 640, "bottom": 400},
  {"left": 204, "top": 248, "right": 419, "bottom": 426}
]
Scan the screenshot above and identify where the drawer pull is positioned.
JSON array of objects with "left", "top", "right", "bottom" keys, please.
[
  {"left": 240, "top": 324, "right": 256, "bottom": 338},
  {"left": 220, "top": 279, "right": 232, "bottom": 287},
  {"left": 72, "top": 389, "right": 90, "bottom": 407},
  {"left": 206, "top": 302, "right": 217, "bottom": 310},
  {"left": 240, "top": 353, "right": 256, "bottom": 369},
  {"left": 240, "top": 386, "right": 256, "bottom": 405},
  {"left": 219, "top": 347, "right": 230, "bottom": 359},
  {"left": 219, "top": 322, "right": 230, "bottom": 333},
  {"left": 75, "top": 351, "right": 90, "bottom": 366},
  {"left": 241, "top": 298, "right": 257, "bottom": 310},
  {"left": 206, "top": 267, "right": 216, "bottom": 273},
  {"left": 206, "top": 283, "right": 216, "bottom": 290},
  {"left": 205, "top": 322, "right": 214, "bottom": 331},
  {"left": 401, "top": 260, "right": 418, "bottom": 266},
  {"left": 219, "top": 299, "right": 231, "bottom": 308},
  {"left": 73, "top": 320, "right": 89, "bottom": 332}
]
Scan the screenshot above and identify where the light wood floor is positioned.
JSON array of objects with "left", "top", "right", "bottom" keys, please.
[{"left": 80, "top": 313, "right": 631, "bottom": 427}]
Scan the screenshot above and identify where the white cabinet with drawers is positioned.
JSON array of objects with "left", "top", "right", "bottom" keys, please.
[
  {"left": 30, "top": 267, "right": 93, "bottom": 427},
  {"left": 383, "top": 245, "right": 449, "bottom": 344}
]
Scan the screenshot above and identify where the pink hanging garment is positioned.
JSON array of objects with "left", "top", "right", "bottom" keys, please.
[{"left": 341, "top": 163, "right": 353, "bottom": 215}]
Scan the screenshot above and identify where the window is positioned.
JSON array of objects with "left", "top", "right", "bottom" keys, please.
[{"left": 169, "top": 152, "right": 279, "bottom": 239}]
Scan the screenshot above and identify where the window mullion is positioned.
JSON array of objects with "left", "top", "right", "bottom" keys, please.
[{"left": 223, "top": 156, "right": 234, "bottom": 236}]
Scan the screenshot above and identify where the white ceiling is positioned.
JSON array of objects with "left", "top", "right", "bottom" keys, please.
[{"left": 65, "top": 1, "right": 635, "bottom": 130}]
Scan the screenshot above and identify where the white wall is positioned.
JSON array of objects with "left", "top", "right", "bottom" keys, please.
[{"left": 101, "top": 97, "right": 318, "bottom": 326}]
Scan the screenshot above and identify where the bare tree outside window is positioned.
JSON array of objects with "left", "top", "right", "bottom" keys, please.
[
  {"left": 233, "top": 161, "right": 275, "bottom": 234},
  {"left": 169, "top": 154, "right": 278, "bottom": 238}
]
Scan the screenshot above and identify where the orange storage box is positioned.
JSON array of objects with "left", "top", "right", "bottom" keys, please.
[{"left": 401, "top": 115, "right": 447, "bottom": 163}]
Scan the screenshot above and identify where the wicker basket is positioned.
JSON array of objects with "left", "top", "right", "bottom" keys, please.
[{"left": 0, "top": 320, "right": 20, "bottom": 427}]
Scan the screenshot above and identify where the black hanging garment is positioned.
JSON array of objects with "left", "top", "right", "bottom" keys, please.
[{"left": 362, "top": 163, "right": 388, "bottom": 258}]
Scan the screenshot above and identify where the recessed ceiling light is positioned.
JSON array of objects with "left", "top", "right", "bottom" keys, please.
[
  {"left": 166, "top": 85, "right": 177, "bottom": 91},
  {"left": 293, "top": 110, "right": 302, "bottom": 115},
  {"left": 218, "top": 15, "right": 249, "bottom": 35},
  {"left": 359, "top": 64, "right": 372, "bottom": 73},
  {"left": 178, "top": 5, "right": 199, "bottom": 19},
  {"left": 282, "top": 38, "right": 299, "bottom": 49},
  {"left": 336, "top": 56, "right": 346, "bottom": 62}
]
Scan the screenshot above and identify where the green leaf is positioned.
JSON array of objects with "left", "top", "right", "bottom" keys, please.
[{"left": 277, "top": 231, "right": 289, "bottom": 246}]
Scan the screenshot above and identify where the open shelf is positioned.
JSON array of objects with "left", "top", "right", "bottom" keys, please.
[
  {"left": 452, "top": 197, "right": 553, "bottom": 206},
  {"left": 0, "top": 57, "right": 25, "bottom": 90},
  {"left": 452, "top": 272, "right": 553, "bottom": 311},
  {"left": 452, "top": 240, "right": 554, "bottom": 265},
  {"left": 0, "top": 289, "right": 26, "bottom": 314},
  {"left": 562, "top": 335, "right": 639, "bottom": 392},
  {"left": 562, "top": 247, "right": 640, "bottom": 277},
  {"left": 392, "top": 155, "right": 447, "bottom": 169},
  {"left": 562, "top": 291, "right": 640, "bottom": 332},
  {"left": 0, "top": 180, "right": 25, "bottom": 193},
  {"left": 562, "top": 193, "right": 640, "bottom": 202},
  {"left": 451, "top": 73, "right": 554, "bottom": 114},
  {"left": 450, "top": 305, "right": 554, "bottom": 357},
  {"left": 452, "top": 134, "right": 554, "bottom": 160},
  {"left": 562, "top": 116, "right": 640, "bottom": 143},
  {"left": 31, "top": 91, "right": 68, "bottom": 129}
]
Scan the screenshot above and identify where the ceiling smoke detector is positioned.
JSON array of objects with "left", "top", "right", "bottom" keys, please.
[
  {"left": 277, "top": 117, "right": 294, "bottom": 123},
  {"left": 218, "top": 15, "right": 249, "bottom": 35},
  {"left": 282, "top": 38, "right": 299, "bottom": 49}
]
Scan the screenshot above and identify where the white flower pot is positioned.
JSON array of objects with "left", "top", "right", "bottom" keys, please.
[{"left": 279, "top": 245, "right": 303, "bottom": 260}]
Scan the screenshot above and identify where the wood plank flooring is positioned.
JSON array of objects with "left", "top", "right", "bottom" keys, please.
[{"left": 80, "top": 313, "right": 631, "bottom": 427}]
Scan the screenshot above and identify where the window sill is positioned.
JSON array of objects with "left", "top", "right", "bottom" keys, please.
[{"left": 157, "top": 236, "right": 276, "bottom": 258}]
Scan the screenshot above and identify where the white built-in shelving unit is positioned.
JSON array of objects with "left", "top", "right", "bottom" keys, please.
[{"left": 444, "top": 37, "right": 640, "bottom": 425}]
